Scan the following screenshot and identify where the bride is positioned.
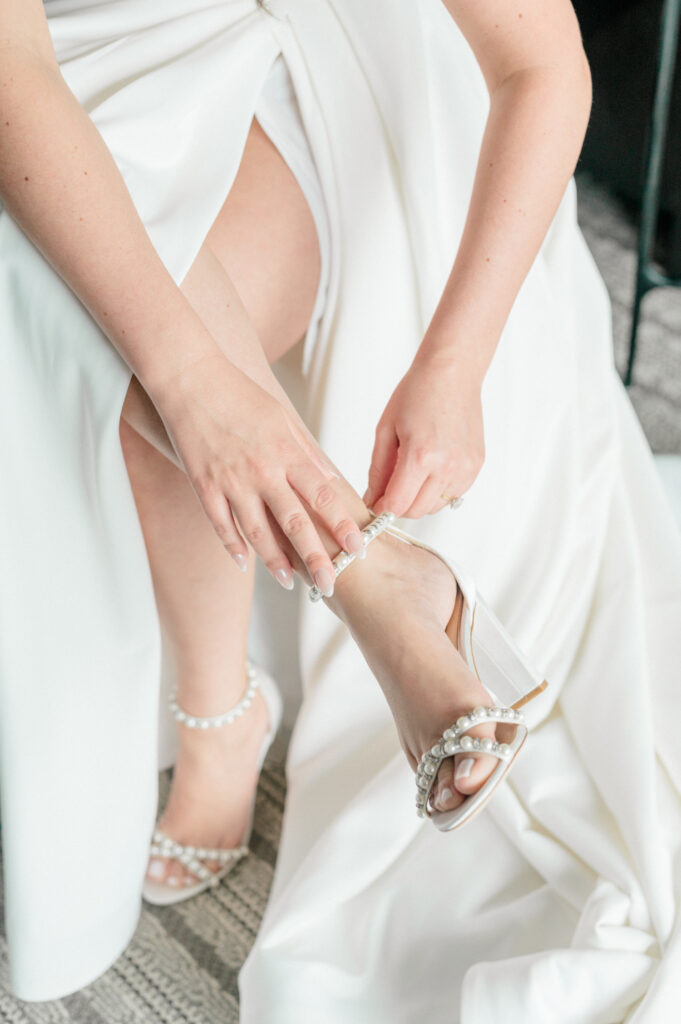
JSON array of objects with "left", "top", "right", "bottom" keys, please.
[{"left": 1, "top": 0, "right": 680, "bottom": 1018}]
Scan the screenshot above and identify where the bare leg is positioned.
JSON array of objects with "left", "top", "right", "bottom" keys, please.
[
  {"left": 122, "top": 117, "right": 332, "bottom": 887},
  {"left": 122, "top": 119, "right": 500, "bottom": 888}
]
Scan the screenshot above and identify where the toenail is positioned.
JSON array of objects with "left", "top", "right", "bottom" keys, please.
[
  {"left": 437, "top": 786, "right": 453, "bottom": 809},
  {"left": 147, "top": 858, "right": 165, "bottom": 880},
  {"left": 455, "top": 757, "right": 475, "bottom": 781},
  {"left": 167, "top": 876, "right": 180, "bottom": 887}
]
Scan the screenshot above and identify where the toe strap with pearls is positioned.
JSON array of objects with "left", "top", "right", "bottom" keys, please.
[
  {"left": 415, "top": 704, "right": 527, "bottom": 819},
  {"left": 150, "top": 828, "right": 249, "bottom": 886}
]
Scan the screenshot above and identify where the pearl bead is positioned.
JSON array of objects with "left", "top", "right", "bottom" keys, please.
[
  {"left": 461, "top": 735, "right": 473, "bottom": 750},
  {"left": 473, "top": 705, "right": 486, "bottom": 718},
  {"left": 456, "top": 716, "right": 469, "bottom": 730},
  {"left": 498, "top": 743, "right": 511, "bottom": 757},
  {"left": 482, "top": 737, "right": 493, "bottom": 751},
  {"left": 443, "top": 740, "right": 457, "bottom": 755}
]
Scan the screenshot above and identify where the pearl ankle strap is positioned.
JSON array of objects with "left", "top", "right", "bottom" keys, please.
[
  {"left": 308, "top": 511, "right": 396, "bottom": 602},
  {"left": 169, "top": 660, "right": 258, "bottom": 728}
]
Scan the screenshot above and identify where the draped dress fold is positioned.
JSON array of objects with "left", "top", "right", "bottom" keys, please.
[{"left": 0, "top": 2, "right": 679, "bottom": 1019}]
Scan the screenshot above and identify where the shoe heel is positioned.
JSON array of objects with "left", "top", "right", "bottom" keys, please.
[{"left": 461, "top": 593, "right": 548, "bottom": 709}]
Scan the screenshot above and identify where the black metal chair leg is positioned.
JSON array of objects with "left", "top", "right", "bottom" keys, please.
[{"left": 624, "top": 0, "right": 681, "bottom": 387}]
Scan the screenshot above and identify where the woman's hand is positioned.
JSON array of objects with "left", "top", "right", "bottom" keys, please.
[
  {"left": 151, "top": 351, "right": 364, "bottom": 594},
  {"left": 363, "top": 350, "right": 485, "bottom": 518}
]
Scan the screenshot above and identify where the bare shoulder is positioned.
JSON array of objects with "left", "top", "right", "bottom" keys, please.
[
  {"left": 0, "top": 0, "right": 60, "bottom": 69},
  {"left": 439, "top": 0, "right": 590, "bottom": 92}
]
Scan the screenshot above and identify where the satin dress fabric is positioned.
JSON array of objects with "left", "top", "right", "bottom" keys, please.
[{"left": 0, "top": 2, "right": 679, "bottom": 1020}]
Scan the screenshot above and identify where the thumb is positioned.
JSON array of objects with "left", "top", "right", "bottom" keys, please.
[{"left": 363, "top": 423, "right": 398, "bottom": 507}]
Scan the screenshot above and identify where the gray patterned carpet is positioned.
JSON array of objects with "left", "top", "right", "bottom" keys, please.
[{"left": 0, "top": 172, "right": 680, "bottom": 1022}]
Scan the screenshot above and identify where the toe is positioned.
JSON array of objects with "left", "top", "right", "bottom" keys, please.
[
  {"left": 453, "top": 750, "right": 498, "bottom": 795},
  {"left": 146, "top": 857, "right": 169, "bottom": 883},
  {"left": 431, "top": 757, "right": 465, "bottom": 813},
  {"left": 165, "top": 860, "right": 186, "bottom": 889}
]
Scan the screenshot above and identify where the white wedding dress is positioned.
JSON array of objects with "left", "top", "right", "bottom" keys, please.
[{"left": 1, "top": 1, "right": 680, "bottom": 1020}]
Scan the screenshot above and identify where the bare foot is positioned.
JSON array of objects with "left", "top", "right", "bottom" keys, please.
[
  {"left": 327, "top": 529, "right": 511, "bottom": 813},
  {"left": 146, "top": 673, "right": 270, "bottom": 888}
]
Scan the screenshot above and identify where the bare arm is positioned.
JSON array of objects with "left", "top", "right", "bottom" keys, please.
[
  {"left": 420, "top": 0, "right": 592, "bottom": 376},
  {"left": 0, "top": 0, "right": 363, "bottom": 590},
  {"left": 0, "top": 0, "right": 224, "bottom": 392},
  {"left": 365, "top": 0, "right": 592, "bottom": 518}
]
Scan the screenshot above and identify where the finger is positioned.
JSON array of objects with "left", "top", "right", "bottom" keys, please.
[
  {"left": 372, "top": 443, "right": 428, "bottom": 518},
  {"left": 199, "top": 486, "right": 251, "bottom": 573},
  {"left": 286, "top": 416, "right": 340, "bottom": 481},
  {"left": 286, "top": 463, "right": 365, "bottom": 559},
  {"left": 264, "top": 484, "right": 343, "bottom": 596},
  {"left": 363, "top": 423, "right": 398, "bottom": 508},
  {"left": 402, "top": 473, "right": 447, "bottom": 519},
  {"left": 228, "top": 495, "right": 296, "bottom": 591}
]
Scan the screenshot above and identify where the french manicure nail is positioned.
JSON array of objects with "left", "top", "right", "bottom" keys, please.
[
  {"left": 147, "top": 858, "right": 165, "bottom": 880},
  {"left": 231, "top": 552, "right": 248, "bottom": 573},
  {"left": 455, "top": 757, "right": 475, "bottom": 781},
  {"left": 344, "top": 531, "right": 366, "bottom": 558},
  {"left": 313, "top": 567, "right": 335, "bottom": 597},
  {"left": 275, "top": 567, "right": 295, "bottom": 591}
]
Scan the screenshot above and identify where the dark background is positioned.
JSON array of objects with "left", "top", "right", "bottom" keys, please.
[{"left": 573, "top": 0, "right": 681, "bottom": 272}]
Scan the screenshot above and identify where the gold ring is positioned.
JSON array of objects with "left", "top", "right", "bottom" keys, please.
[{"left": 440, "top": 494, "right": 464, "bottom": 510}]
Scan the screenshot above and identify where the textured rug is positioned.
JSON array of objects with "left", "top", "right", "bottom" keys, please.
[{"left": 0, "top": 172, "right": 680, "bottom": 1021}]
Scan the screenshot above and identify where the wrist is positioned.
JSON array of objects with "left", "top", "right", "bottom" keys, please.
[
  {"left": 137, "top": 331, "right": 227, "bottom": 408},
  {"left": 413, "top": 329, "right": 489, "bottom": 391}
]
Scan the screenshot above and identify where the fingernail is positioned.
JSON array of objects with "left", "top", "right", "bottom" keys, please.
[
  {"left": 344, "top": 531, "right": 365, "bottom": 557},
  {"left": 147, "top": 858, "right": 165, "bottom": 880},
  {"left": 231, "top": 552, "right": 248, "bottom": 573},
  {"left": 275, "top": 567, "right": 294, "bottom": 591},
  {"left": 455, "top": 757, "right": 475, "bottom": 781},
  {"left": 437, "top": 786, "right": 453, "bottom": 809},
  {"left": 313, "top": 567, "right": 335, "bottom": 597}
]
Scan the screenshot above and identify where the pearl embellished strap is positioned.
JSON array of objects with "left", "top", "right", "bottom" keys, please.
[
  {"left": 308, "top": 511, "right": 397, "bottom": 602},
  {"left": 150, "top": 828, "right": 249, "bottom": 885},
  {"left": 169, "top": 660, "right": 258, "bottom": 729},
  {"left": 415, "top": 704, "right": 526, "bottom": 818}
]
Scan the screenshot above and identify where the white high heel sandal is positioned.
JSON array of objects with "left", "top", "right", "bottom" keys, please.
[
  {"left": 143, "top": 659, "right": 283, "bottom": 906},
  {"left": 308, "top": 511, "right": 548, "bottom": 832}
]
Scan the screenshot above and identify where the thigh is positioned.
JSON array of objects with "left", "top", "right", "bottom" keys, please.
[
  {"left": 120, "top": 115, "right": 323, "bottom": 453},
  {"left": 203, "top": 114, "right": 322, "bottom": 364}
]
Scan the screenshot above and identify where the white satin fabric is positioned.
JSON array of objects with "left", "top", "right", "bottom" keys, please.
[{"left": 0, "top": 1, "right": 680, "bottom": 1019}]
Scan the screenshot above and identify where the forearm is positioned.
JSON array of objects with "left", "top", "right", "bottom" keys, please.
[
  {"left": 0, "top": 47, "right": 228, "bottom": 396},
  {"left": 417, "top": 62, "right": 592, "bottom": 380}
]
